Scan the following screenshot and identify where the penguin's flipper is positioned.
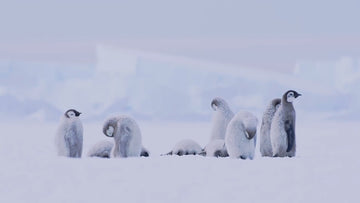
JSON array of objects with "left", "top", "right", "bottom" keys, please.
[{"left": 285, "top": 120, "right": 295, "bottom": 152}]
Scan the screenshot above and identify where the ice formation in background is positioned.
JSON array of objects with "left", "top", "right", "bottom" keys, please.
[{"left": 0, "top": 46, "right": 359, "bottom": 121}]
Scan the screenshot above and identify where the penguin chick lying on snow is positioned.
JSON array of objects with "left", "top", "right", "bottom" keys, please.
[
  {"left": 200, "top": 139, "right": 228, "bottom": 157},
  {"left": 87, "top": 140, "right": 150, "bottom": 158},
  {"left": 163, "top": 139, "right": 202, "bottom": 156}
]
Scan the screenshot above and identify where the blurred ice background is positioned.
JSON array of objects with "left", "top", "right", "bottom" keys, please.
[
  {"left": 1, "top": 1, "right": 359, "bottom": 122},
  {"left": 0, "top": 48, "right": 359, "bottom": 121}
]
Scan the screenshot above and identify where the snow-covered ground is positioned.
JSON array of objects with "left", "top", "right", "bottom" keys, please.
[{"left": 0, "top": 117, "right": 358, "bottom": 203}]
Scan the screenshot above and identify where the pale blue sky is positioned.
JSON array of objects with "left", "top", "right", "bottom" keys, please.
[{"left": 1, "top": 0, "right": 359, "bottom": 71}]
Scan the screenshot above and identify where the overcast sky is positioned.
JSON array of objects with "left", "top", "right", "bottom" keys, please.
[{"left": 1, "top": 0, "right": 359, "bottom": 72}]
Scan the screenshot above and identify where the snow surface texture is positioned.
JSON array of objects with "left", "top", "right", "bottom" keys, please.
[{"left": 0, "top": 119, "right": 358, "bottom": 203}]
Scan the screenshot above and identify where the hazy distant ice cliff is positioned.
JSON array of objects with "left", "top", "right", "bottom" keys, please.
[{"left": 0, "top": 45, "right": 359, "bottom": 121}]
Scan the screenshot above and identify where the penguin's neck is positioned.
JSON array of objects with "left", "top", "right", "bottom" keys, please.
[
  {"left": 219, "top": 106, "right": 234, "bottom": 118},
  {"left": 281, "top": 99, "right": 295, "bottom": 111}
]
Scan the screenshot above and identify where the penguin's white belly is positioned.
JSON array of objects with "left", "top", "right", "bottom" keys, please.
[{"left": 270, "top": 114, "right": 287, "bottom": 157}]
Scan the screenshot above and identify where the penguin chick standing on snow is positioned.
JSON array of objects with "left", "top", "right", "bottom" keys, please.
[
  {"left": 209, "top": 97, "right": 234, "bottom": 141},
  {"left": 164, "top": 139, "right": 202, "bottom": 156},
  {"left": 270, "top": 90, "right": 301, "bottom": 157},
  {"left": 103, "top": 116, "right": 142, "bottom": 158},
  {"left": 55, "top": 109, "right": 83, "bottom": 158},
  {"left": 225, "top": 111, "right": 258, "bottom": 160},
  {"left": 260, "top": 98, "right": 281, "bottom": 157}
]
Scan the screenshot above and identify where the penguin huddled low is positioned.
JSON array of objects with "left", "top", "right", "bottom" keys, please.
[
  {"left": 88, "top": 140, "right": 150, "bottom": 158},
  {"left": 55, "top": 109, "right": 83, "bottom": 158},
  {"left": 201, "top": 139, "right": 228, "bottom": 157},
  {"left": 269, "top": 90, "right": 301, "bottom": 157},
  {"left": 225, "top": 111, "right": 258, "bottom": 160},
  {"left": 164, "top": 139, "right": 202, "bottom": 156},
  {"left": 103, "top": 116, "right": 143, "bottom": 158},
  {"left": 87, "top": 140, "right": 113, "bottom": 158}
]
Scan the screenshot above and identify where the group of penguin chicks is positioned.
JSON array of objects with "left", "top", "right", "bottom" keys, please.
[{"left": 55, "top": 90, "right": 301, "bottom": 159}]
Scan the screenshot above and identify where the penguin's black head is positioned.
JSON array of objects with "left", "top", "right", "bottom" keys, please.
[
  {"left": 211, "top": 97, "right": 226, "bottom": 111},
  {"left": 284, "top": 90, "right": 302, "bottom": 103},
  {"left": 65, "top": 109, "right": 82, "bottom": 118},
  {"left": 103, "top": 118, "right": 118, "bottom": 137}
]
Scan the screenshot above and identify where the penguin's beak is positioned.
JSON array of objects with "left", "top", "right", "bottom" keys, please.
[{"left": 295, "top": 93, "right": 302, "bottom": 98}]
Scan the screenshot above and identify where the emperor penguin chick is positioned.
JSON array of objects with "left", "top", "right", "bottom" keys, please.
[
  {"left": 87, "top": 140, "right": 150, "bottom": 158},
  {"left": 55, "top": 109, "right": 83, "bottom": 158},
  {"left": 202, "top": 139, "right": 228, "bottom": 157},
  {"left": 260, "top": 98, "right": 281, "bottom": 157},
  {"left": 164, "top": 139, "right": 202, "bottom": 156},
  {"left": 87, "top": 140, "right": 113, "bottom": 158},
  {"left": 225, "top": 111, "right": 258, "bottom": 160},
  {"left": 270, "top": 90, "right": 301, "bottom": 157},
  {"left": 209, "top": 97, "right": 234, "bottom": 141},
  {"left": 103, "top": 116, "right": 142, "bottom": 158}
]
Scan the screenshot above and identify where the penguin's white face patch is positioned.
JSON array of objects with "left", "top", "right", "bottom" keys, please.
[
  {"left": 106, "top": 126, "right": 115, "bottom": 137},
  {"left": 287, "top": 92, "right": 295, "bottom": 103},
  {"left": 67, "top": 111, "right": 76, "bottom": 118}
]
